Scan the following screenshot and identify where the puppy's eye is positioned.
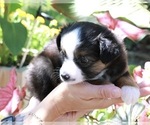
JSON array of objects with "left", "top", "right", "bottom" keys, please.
[
  {"left": 60, "top": 50, "right": 67, "bottom": 57},
  {"left": 79, "top": 56, "right": 89, "bottom": 64},
  {"left": 60, "top": 50, "right": 67, "bottom": 61}
]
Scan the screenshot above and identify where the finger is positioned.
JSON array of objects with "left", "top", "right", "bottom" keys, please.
[
  {"left": 139, "top": 80, "right": 150, "bottom": 88},
  {"left": 140, "top": 87, "right": 150, "bottom": 97},
  {"left": 82, "top": 83, "right": 122, "bottom": 99},
  {"left": 60, "top": 82, "right": 121, "bottom": 99}
]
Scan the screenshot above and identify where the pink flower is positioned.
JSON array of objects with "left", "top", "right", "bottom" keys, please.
[
  {"left": 138, "top": 100, "right": 150, "bottom": 124},
  {"left": 93, "top": 11, "right": 148, "bottom": 41},
  {"left": 133, "top": 62, "right": 150, "bottom": 98},
  {"left": 133, "top": 62, "right": 150, "bottom": 86},
  {"left": 0, "top": 68, "right": 17, "bottom": 111},
  {"left": 0, "top": 68, "right": 26, "bottom": 117},
  {"left": 138, "top": 108, "right": 150, "bottom": 124},
  {"left": 133, "top": 62, "right": 150, "bottom": 123},
  {"left": 133, "top": 66, "right": 144, "bottom": 84}
]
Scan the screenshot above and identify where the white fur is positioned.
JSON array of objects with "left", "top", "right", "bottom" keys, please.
[
  {"left": 60, "top": 28, "right": 84, "bottom": 84},
  {"left": 91, "top": 69, "right": 107, "bottom": 80},
  {"left": 60, "top": 60, "right": 84, "bottom": 84},
  {"left": 121, "top": 86, "right": 140, "bottom": 105},
  {"left": 61, "top": 28, "right": 80, "bottom": 59}
]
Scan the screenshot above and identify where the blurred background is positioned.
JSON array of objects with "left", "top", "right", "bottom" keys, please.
[
  {"left": 0, "top": 0, "right": 150, "bottom": 123},
  {"left": 0, "top": 0, "right": 150, "bottom": 68}
]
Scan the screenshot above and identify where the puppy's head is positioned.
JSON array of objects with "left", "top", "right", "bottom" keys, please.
[{"left": 56, "top": 22, "right": 122, "bottom": 84}]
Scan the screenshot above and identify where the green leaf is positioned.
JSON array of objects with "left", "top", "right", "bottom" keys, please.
[
  {"left": 128, "top": 64, "right": 137, "bottom": 75},
  {"left": 124, "top": 38, "right": 136, "bottom": 50},
  {"left": 0, "top": 18, "right": 27, "bottom": 55},
  {"left": 51, "top": 1, "right": 76, "bottom": 20},
  {"left": 4, "top": 0, "right": 22, "bottom": 18}
]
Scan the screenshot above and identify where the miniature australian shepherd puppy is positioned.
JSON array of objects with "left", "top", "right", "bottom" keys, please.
[{"left": 26, "top": 21, "right": 140, "bottom": 105}]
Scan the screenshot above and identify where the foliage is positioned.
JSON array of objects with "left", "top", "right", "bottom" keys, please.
[
  {"left": 1, "top": 0, "right": 150, "bottom": 123},
  {"left": 79, "top": 107, "right": 117, "bottom": 124},
  {"left": 0, "top": 18, "right": 27, "bottom": 55},
  {"left": 0, "top": 0, "right": 73, "bottom": 67},
  {"left": 0, "top": 68, "right": 26, "bottom": 118}
]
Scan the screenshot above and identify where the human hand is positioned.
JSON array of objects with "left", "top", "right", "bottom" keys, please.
[
  {"left": 139, "top": 81, "right": 150, "bottom": 97},
  {"left": 48, "top": 82, "right": 122, "bottom": 121},
  {"left": 24, "top": 82, "right": 122, "bottom": 124}
]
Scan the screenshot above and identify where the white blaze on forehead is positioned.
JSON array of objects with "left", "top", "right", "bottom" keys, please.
[
  {"left": 61, "top": 28, "right": 80, "bottom": 59},
  {"left": 60, "top": 28, "right": 85, "bottom": 84}
]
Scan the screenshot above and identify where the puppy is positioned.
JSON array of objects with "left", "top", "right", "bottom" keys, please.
[
  {"left": 26, "top": 21, "right": 140, "bottom": 104},
  {"left": 26, "top": 39, "right": 62, "bottom": 101}
]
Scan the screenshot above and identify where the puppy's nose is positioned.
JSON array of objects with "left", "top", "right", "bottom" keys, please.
[{"left": 61, "top": 73, "right": 70, "bottom": 81}]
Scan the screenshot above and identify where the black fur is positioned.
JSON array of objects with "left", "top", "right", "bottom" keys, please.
[
  {"left": 26, "top": 40, "right": 62, "bottom": 101},
  {"left": 26, "top": 21, "right": 130, "bottom": 101},
  {"left": 57, "top": 22, "right": 127, "bottom": 84}
]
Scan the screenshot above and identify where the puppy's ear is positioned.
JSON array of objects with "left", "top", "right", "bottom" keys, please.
[
  {"left": 99, "top": 37, "right": 120, "bottom": 64},
  {"left": 56, "top": 33, "right": 61, "bottom": 51}
]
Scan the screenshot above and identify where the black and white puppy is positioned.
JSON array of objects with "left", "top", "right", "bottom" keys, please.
[{"left": 26, "top": 21, "right": 140, "bottom": 105}]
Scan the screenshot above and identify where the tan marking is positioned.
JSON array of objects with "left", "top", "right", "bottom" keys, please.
[
  {"left": 115, "top": 72, "right": 138, "bottom": 88},
  {"left": 91, "top": 60, "right": 106, "bottom": 73}
]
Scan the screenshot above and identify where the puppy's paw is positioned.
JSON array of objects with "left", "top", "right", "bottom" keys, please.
[{"left": 121, "top": 86, "right": 140, "bottom": 105}]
